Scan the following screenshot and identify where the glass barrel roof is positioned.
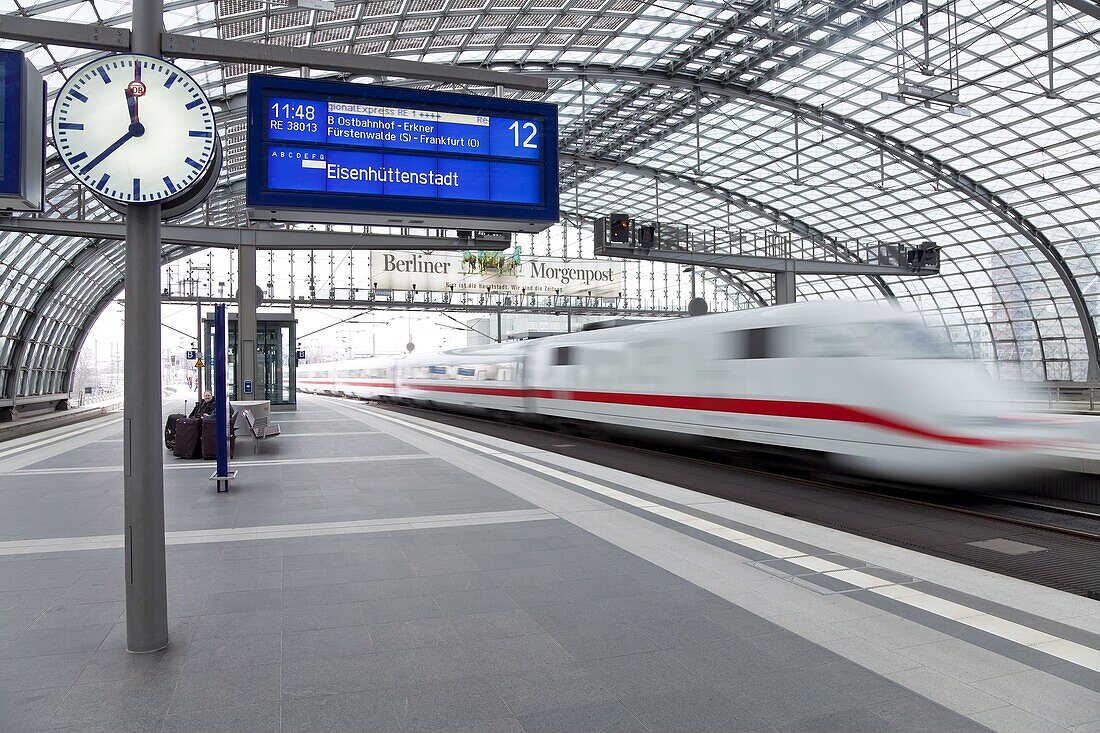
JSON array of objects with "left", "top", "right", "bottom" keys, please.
[{"left": 1, "top": 0, "right": 1099, "bottom": 397}]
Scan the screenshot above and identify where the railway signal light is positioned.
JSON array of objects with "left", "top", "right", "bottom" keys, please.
[{"left": 609, "top": 213, "right": 631, "bottom": 243}]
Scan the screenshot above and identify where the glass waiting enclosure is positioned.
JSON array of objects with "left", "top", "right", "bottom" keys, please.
[{"left": 203, "top": 312, "right": 297, "bottom": 408}]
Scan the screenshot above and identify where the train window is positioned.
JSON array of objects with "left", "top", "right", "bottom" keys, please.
[
  {"left": 722, "top": 328, "right": 775, "bottom": 359},
  {"left": 798, "top": 322, "right": 959, "bottom": 359},
  {"left": 745, "top": 328, "right": 771, "bottom": 359},
  {"left": 553, "top": 346, "right": 572, "bottom": 366}
]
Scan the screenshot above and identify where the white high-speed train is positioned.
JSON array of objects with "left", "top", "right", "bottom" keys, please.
[{"left": 299, "top": 302, "right": 1068, "bottom": 484}]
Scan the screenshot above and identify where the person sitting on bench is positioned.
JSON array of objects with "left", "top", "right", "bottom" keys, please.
[{"left": 189, "top": 392, "right": 216, "bottom": 419}]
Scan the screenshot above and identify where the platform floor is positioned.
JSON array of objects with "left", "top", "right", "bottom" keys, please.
[{"left": 0, "top": 395, "right": 1097, "bottom": 733}]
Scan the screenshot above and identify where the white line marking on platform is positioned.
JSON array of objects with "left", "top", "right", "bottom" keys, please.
[
  {"left": 273, "top": 430, "right": 383, "bottom": 438},
  {"left": 0, "top": 417, "right": 120, "bottom": 459},
  {"left": 2, "top": 453, "right": 434, "bottom": 476},
  {"left": 270, "top": 418, "right": 353, "bottom": 424},
  {"left": 338, "top": 400, "right": 1100, "bottom": 674},
  {"left": 99, "top": 430, "right": 380, "bottom": 444},
  {"left": 0, "top": 508, "right": 555, "bottom": 557}
]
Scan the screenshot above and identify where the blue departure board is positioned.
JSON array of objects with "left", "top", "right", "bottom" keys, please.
[
  {"left": 0, "top": 50, "right": 44, "bottom": 211},
  {"left": 246, "top": 76, "right": 558, "bottom": 231}
]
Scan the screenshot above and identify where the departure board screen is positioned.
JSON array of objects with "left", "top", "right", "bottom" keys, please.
[
  {"left": 246, "top": 76, "right": 558, "bottom": 230},
  {"left": 0, "top": 51, "right": 16, "bottom": 195},
  {"left": 0, "top": 48, "right": 42, "bottom": 207}
]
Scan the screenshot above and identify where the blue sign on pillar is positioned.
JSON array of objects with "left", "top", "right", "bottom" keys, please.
[
  {"left": 243, "top": 379, "right": 253, "bottom": 395},
  {"left": 210, "top": 304, "right": 235, "bottom": 492}
]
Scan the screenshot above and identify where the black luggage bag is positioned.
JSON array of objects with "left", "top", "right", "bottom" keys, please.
[
  {"left": 164, "top": 413, "right": 185, "bottom": 450},
  {"left": 173, "top": 417, "right": 201, "bottom": 459},
  {"left": 201, "top": 415, "right": 217, "bottom": 460}
]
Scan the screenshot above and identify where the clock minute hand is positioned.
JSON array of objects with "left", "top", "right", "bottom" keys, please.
[{"left": 83, "top": 130, "right": 135, "bottom": 174}]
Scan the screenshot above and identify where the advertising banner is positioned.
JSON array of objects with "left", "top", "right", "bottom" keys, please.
[{"left": 371, "top": 251, "right": 621, "bottom": 297}]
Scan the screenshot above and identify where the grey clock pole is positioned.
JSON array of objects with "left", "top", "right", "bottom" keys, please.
[{"left": 124, "top": 0, "right": 169, "bottom": 653}]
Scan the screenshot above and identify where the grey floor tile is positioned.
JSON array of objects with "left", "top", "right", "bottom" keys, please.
[
  {"left": 162, "top": 702, "right": 281, "bottom": 733},
  {"left": 517, "top": 700, "right": 650, "bottom": 733},
  {"left": 410, "top": 717, "right": 526, "bottom": 733},
  {"left": 281, "top": 601, "right": 366, "bottom": 632},
  {"left": 1, "top": 623, "right": 113, "bottom": 658},
  {"left": 434, "top": 588, "right": 520, "bottom": 616},
  {"left": 208, "top": 571, "right": 282, "bottom": 594},
  {"left": 473, "top": 633, "right": 576, "bottom": 674},
  {"left": 551, "top": 622, "right": 665, "bottom": 661},
  {"left": 390, "top": 675, "right": 511, "bottom": 732},
  {"left": 583, "top": 649, "right": 701, "bottom": 698},
  {"left": 777, "top": 707, "right": 898, "bottom": 733},
  {"left": 48, "top": 674, "right": 178, "bottom": 729},
  {"left": 348, "top": 576, "right": 435, "bottom": 602},
  {"left": 281, "top": 582, "right": 357, "bottom": 608},
  {"left": 525, "top": 600, "right": 619, "bottom": 633},
  {"left": 183, "top": 632, "right": 281, "bottom": 671},
  {"left": 410, "top": 554, "right": 483, "bottom": 576},
  {"left": 486, "top": 566, "right": 564, "bottom": 589},
  {"left": 221, "top": 541, "right": 284, "bottom": 561},
  {"left": 449, "top": 608, "right": 545, "bottom": 643},
  {"left": 202, "top": 588, "right": 282, "bottom": 615},
  {"left": 490, "top": 664, "right": 616, "bottom": 717},
  {"left": 972, "top": 669, "right": 1100, "bottom": 728},
  {"left": 361, "top": 595, "right": 442, "bottom": 624},
  {"left": 28, "top": 601, "right": 126, "bottom": 630},
  {"left": 379, "top": 643, "right": 488, "bottom": 686},
  {"left": 98, "top": 617, "right": 201, "bottom": 650},
  {"left": 420, "top": 570, "right": 497, "bottom": 595},
  {"left": 817, "top": 662, "right": 911, "bottom": 707},
  {"left": 969, "top": 705, "right": 1070, "bottom": 733},
  {"left": 282, "top": 624, "right": 375, "bottom": 662},
  {"left": 282, "top": 689, "right": 402, "bottom": 733},
  {"left": 193, "top": 609, "right": 284, "bottom": 639},
  {"left": 0, "top": 686, "right": 69, "bottom": 733},
  {"left": 0, "top": 651, "right": 90, "bottom": 691},
  {"left": 620, "top": 684, "right": 769, "bottom": 733},
  {"left": 76, "top": 641, "right": 190, "bottom": 683},
  {"left": 367, "top": 616, "right": 461, "bottom": 652},
  {"left": 722, "top": 670, "right": 854, "bottom": 727},
  {"left": 282, "top": 653, "right": 388, "bottom": 698},
  {"left": 745, "top": 630, "right": 846, "bottom": 670},
  {"left": 281, "top": 551, "right": 349, "bottom": 572},
  {"left": 670, "top": 638, "right": 787, "bottom": 686},
  {"left": 170, "top": 663, "right": 281, "bottom": 713}
]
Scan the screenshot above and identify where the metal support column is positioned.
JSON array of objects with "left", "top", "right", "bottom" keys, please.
[
  {"left": 774, "top": 270, "right": 796, "bottom": 305},
  {"left": 195, "top": 298, "right": 203, "bottom": 399},
  {"left": 123, "top": 0, "right": 168, "bottom": 655},
  {"left": 237, "top": 244, "right": 257, "bottom": 399}
]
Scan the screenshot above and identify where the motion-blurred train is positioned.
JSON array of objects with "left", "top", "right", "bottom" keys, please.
[{"left": 299, "top": 302, "right": 1070, "bottom": 484}]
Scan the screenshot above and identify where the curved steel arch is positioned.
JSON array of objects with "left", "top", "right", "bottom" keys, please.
[
  {"left": 541, "top": 65, "right": 1100, "bottom": 378},
  {"left": 61, "top": 244, "right": 205, "bottom": 392},
  {"left": 562, "top": 153, "right": 897, "bottom": 304},
  {"left": 3, "top": 238, "right": 119, "bottom": 399}
]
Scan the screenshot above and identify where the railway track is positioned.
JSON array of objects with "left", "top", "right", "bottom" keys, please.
[{"left": 359, "top": 399, "right": 1100, "bottom": 597}]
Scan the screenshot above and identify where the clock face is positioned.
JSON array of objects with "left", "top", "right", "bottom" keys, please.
[{"left": 53, "top": 54, "right": 217, "bottom": 204}]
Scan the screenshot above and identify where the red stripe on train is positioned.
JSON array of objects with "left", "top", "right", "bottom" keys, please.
[{"left": 401, "top": 382, "right": 1023, "bottom": 449}]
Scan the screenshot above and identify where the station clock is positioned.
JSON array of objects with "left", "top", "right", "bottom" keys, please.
[{"left": 52, "top": 54, "right": 218, "bottom": 207}]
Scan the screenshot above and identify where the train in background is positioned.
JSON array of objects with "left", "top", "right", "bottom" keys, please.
[{"left": 298, "top": 302, "right": 1080, "bottom": 485}]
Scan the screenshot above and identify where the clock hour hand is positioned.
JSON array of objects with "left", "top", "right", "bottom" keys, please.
[
  {"left": 125, "top": 90, "right": 145, "bottom": 137},
  {"left": 126, "top": 88, "right": 139, "bottom": 125},
  {"left": 83, "top": 130, "right": 134, "bottom": 174}
]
